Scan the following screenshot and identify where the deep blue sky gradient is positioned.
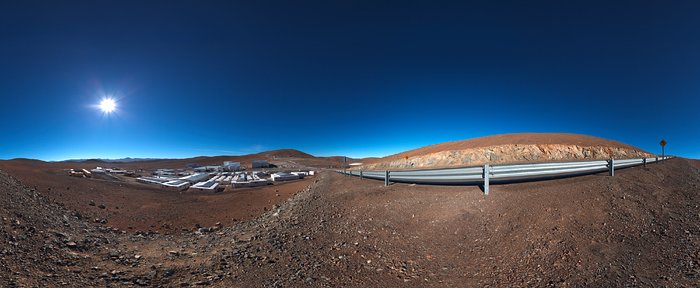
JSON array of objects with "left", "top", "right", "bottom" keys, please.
[{"left": 1, "top": 1, "right": 698, "bottom": 160}]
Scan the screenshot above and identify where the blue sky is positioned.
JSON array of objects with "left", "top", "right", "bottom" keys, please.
[{"left": 0, "top": 1, "right": 698, "bottom": 161}]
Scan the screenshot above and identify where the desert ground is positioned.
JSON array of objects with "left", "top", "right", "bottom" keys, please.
[
  {"left": 0, "top": 134, "right": 698, "bottom": 287},
  {"left": 0, "top": 159, "right": 313, "bottom": 233}
]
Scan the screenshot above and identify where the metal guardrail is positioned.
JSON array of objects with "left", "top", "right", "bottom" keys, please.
[{"left": 337, "top": 156, "right": 673, "bottom": 195}]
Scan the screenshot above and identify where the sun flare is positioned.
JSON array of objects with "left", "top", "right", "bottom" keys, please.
[{"left": 99, "top": 98, "right": 116, "bottom": 113}]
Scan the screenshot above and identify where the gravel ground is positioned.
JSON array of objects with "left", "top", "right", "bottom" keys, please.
[{"left": 1, "top": 158, "right": 698, "bottom": 287}]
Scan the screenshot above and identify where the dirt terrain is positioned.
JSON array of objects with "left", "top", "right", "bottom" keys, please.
[
  {"left": 0, "top": 159, "right": 313, "bottom": 233},
  {"left": 1, "top": 156, "right": 698, "bottom": 287},
  {"left": 359, "top": 133, "right": 656, "bottom": 170}
]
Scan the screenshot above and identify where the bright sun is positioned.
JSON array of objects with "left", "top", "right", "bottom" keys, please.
[{"left": 99, "top": 98, "right": 117, "bottom": 113}]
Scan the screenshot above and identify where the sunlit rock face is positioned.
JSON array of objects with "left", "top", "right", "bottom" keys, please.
[{"left": 357, "top": 144, "right": 655, "bottom": 170}]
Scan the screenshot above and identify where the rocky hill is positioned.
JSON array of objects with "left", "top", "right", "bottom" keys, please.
[{"left": 359, "top": 133, "right": 656, "bottom": 170}]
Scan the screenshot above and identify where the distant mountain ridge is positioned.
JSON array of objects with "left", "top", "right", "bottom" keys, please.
[
  {"left": 1, "top": 149, "right": 354, "bottom": 170},
  {"left": 58, "top": 157, "right": 165, "bottom": 163},
  {"left": 53, "top": 149, "right": 321, "bottom": 163}
]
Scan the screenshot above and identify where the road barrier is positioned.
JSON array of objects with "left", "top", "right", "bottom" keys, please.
[{"left": 337, "top": 156, "right": 673, "bottom": 195}]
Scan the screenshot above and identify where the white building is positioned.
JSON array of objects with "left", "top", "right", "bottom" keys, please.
[
  {"left": 271, "top": 172, "right": 300, "bottom": 182},
  {"left": 91, "top": 167, "right": 107, "bottom": 174},
  {"left": 223, "top": 161, "right": 241, "bottom": 171},
  {"left": 155, "top": 169, "right": 176, "bottom": 176},
  {"left": 190, "top": 180, "right": 219, "bottom": 191},
  {"left": 161, "top": 179, "right": 191, "bottom": 191},
  {"left": 193, "top": 166, "right": 222, "bottom": 172},
  {"left": 231, "top": 172, "right": 270, "bottom": 188},
  {"left": 179, "top": 173, "right": 210, "bottom": 183},
  {"left": 106, "top": 168, "right": 127, "bottom": 174},
  {"left": 136, "top": 176, "right": 173, "bottom": 185}
]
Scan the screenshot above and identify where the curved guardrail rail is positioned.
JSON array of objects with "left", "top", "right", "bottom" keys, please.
[{"left": 337, "top": 156, "right": 672, "bottom": 195}]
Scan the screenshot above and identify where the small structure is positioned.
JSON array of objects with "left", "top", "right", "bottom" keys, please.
[
  {"left": 179, "top": 173, "right": 210, "bottom": 184},
  {"left": 194, "top": 166, "right": 222, "bottom": 173},
  {"left": 271, "top": 172, "right": 300, "bottom": 182},
  {"left": 91, "top": 167, "right": 107, "bottom": 174},
  {"left": 155, "top": 169, "right": 176, "bottom": 176},
  {"left": 161, "top": 179, "right": 191, "bottom": 191},
  {"left": 137, "top": 176, "right": 173, "bottom": 185},
  {"left": 223, "top": 161, "right": 241, "bottom": 171},
  {"left": 252, "top": 160, "right": 269, "bottom": 169},
  {"left": 212, "top": 175, "right": 228, "bottom": 184},
  {"left": 190, "top": 180, "right": 220, "bottom": 191},
  {"left": 291, "top": 171, "right": 313, "bottom": 177},
  {"left": 68, "top": 169, "right": 92, "bottom": 178},
  {"left": 231, "top": 172, "right": 270, "bottom": 188}
]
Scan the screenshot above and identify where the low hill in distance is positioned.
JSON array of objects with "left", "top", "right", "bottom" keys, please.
[
  {"left": 5, "top": 149, "right": 351, "bottom": 171},
  {"left": 359, "top": 133, "right": 656, "bottom": 170}
]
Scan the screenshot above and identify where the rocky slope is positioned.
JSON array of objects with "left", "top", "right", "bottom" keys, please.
[
  {"left": 359, "top": 133, "right": 655, "bottom": 170},
  {"left": 1, "top": 158, "right": 698, "bottom": 287},
  {"left": 0, "top": 169, "right": 129, "bottom": 287}
]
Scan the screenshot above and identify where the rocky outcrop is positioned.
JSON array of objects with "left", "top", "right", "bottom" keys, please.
[{"left": 357, "top": 144, "right": 656, "bottom": 170}]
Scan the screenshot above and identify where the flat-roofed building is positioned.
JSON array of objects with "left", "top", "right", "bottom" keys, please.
[
  {"left": 179, "top": 173, "right": 210, "bottom": 183},
  {"left": 252, "top": 160, "right": 269, "bottom": 169},
  {"left": 271, "top": 172, "right": 300, "bottom": 182},
  {"left": 193, "top": 166, "right": 222, "bottom": 172},
  {"left": 161, "top": 179, "right": 191, "bottom": 191},
  {"left": 223, "top": 161, "right": 241, "bottom": 171},
  {"left": 190, "top": 180, "right": 219, "bottom": 191}
]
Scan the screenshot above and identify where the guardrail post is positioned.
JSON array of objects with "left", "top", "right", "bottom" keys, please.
[
  {"left": 360, "top": 170, "right": 363, "bottom": 180},
  {"left": 384, "top": 170, "right": 390, "bottom": 186},
  {"left": 643, "top": 157, "right": 647, "bottom": 167},
  {"left": 483, "top": 164, "right": 490, "bottom": 195},
  {"left": 608, "top": 159, "right": 615, "bottom": 176}
]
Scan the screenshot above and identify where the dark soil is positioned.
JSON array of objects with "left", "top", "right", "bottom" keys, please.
[
  {"left": 0, "top": 160, "right": 311, "bottom": 233},
  {"left": 0, "top": 158, "right": 698, "bottom": 287}
]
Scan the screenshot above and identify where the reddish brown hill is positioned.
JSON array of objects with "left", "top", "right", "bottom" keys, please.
[
  {"left": 360, "top": 133, "right": 655, "bottom": 170},
  {"left": 258, "top": 149, "right": 315, "bottom": 158},
  {"left": 384, "top": 133, "right": 646, "bottom": 160}
]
